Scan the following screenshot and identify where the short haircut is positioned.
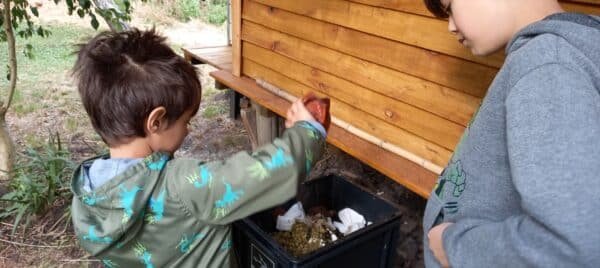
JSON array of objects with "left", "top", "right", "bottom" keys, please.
[
  {"left": 73, "top": 29, "right": 201, "bottom": 146},
  {"left": 424, "top": 0, "right": 449, "bottom": 18}
]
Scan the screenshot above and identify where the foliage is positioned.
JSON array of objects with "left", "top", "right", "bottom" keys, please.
[
  {"left": 205, "top": 0, "right": 227, "bottom": 25},
  {"left": 168, "top": 0, "right": 227, "bottom": 25},
  {"left": 0, "top": 133, "right": 76, "bottom": 235}
]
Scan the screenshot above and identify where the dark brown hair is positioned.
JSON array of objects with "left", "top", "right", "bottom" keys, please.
[
  {"left": 424, "top": 0, "right": 449, "bottom": 18},
  {"left": 73, "top": 28, "right": 201, "bottom": 146}
]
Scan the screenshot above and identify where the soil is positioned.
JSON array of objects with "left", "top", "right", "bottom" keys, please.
[{"left": 273, "top": 214, "right": 337, "bottom": 257}]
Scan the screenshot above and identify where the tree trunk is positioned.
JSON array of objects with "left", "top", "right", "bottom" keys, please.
[
  {"left": 1, "top": 0, "right": 18, "bottom": 179},
  {"left": 0, "top": 115, "right": 15, "bottom": 180}
]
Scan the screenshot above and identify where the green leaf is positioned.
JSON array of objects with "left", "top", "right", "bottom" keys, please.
[
  {"left": 77, "top": 9, "right": 85, "bottom": 18},
  {"left": 1, "top": 191, "right": 17, "bottom": 200},
  {"left": 79, "top": 0, "right": 91, "bottom": 9},
  {"left": 90, "top": 16, "right": 99, "bottom": 29},
  {"left": 66, "top": 0, "right": 74, "bottom": 11},
  {"left": 30, "top": 6, "right": 39, "bottom": 17},
  {"left": 12, "top": 206, "right": 28, "bottom": 236},
  {"left": 23, "top": 44, "right": 34, "bottom": 59},
  {"left": 124, "top": 0, "right": 131, "bottom": 13}
]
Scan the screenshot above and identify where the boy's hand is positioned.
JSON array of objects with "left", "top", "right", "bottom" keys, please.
[
  {"left": 428, "top": 222, "right": 453, "bottom": 268},
  {"left": 285, "top": 99, "right": 316, "bottom": 128}
]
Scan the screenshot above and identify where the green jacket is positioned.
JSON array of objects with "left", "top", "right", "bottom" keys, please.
[{"left": 70, "top": 122, "right": 325, "bottom": 267}]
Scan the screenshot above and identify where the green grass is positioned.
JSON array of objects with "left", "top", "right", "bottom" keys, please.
[
  {"left": 175, "top": 0, "right": 202, "bottom": 22},
  {"left": 0, "top": 25, "right": 96, "bottom": 115},
  {"left": 202, "top": 86, "right": 219, "bottom": 98},
  {"left": 165, "top": 0, "right": 227, "bottom": 25},
  {"left": 202, "top": 103, "right": 227, "bottom": 119}
]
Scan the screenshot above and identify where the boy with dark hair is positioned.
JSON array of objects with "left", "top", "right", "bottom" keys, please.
[
  {"left": 422, "top": 0, "right": 600, "bottom": 267},
  {"left": 70, "top": 29, "right": 327, "bottom": 267}
]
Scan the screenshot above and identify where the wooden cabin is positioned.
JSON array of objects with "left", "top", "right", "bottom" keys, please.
[{"left": 184, "top": 0, "right": 600, "bottom": 198}]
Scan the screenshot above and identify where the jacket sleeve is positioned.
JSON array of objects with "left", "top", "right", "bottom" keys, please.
[
  {"left": 441, "top": 64, "right": 600, "bottom": 267},
  {"left": 167, "top": 121, "right": 326, "bottom": 225}
]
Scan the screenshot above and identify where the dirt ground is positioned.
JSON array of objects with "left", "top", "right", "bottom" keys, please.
[{"left": 0, "top": 2, "right": 427, "bottom": 267}]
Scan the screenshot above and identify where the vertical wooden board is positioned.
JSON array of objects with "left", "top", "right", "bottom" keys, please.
[
  {"left": 243, "top": 42, "right": 465, "bottom": 150},
  {"left": 232, "top": 0, "right": 242, "bottom": 76},
  {"left": 252, "top": 0, "right": 505, "bottom": 68},
  {"left": 243, "top": 58, "right": 454, "bottom": 166},
  {"left": 242, "top": 21, "right": 482, "bottom": 126},
  {"left": 242, "top": 0, "right": 499, "bottom": 98}
]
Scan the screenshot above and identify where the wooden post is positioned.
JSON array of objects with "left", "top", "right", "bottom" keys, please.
[
  {"left": 240, "top": 97, "right": 259, "bottom": 150},
  {"left": 231, "top": 0, "right": 242, "bottom": 77},
  {"left": 253, "top": 101, "right": 279, "bottom": 146}
]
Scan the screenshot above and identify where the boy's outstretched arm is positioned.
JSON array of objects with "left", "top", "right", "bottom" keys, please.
[
  {"left": 441, "top": 64, "right": 600, "bottom": 267},
  {"left": 166, "top": 101, "right": 326, "bottom": 225}
]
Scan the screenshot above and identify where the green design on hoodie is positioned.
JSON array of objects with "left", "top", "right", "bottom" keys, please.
[{"left": 70, "top": 122, "right": 325, "bottom": 267}]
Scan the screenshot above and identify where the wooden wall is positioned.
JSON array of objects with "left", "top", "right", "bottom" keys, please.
[{"left": 237, "top": 0, "right": 600, "bottom": 195}]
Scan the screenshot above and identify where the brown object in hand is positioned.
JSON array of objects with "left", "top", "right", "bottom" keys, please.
[{"left": 302, "top": 92, "right": 331, "bottom": 131}]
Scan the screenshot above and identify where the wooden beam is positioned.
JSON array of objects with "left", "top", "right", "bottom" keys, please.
[
  {"left": 232, "top": 0, "right": 242, "bottom": 76},
  {"left": 210, "top": 70, "right": 438, "bottom": 198}
]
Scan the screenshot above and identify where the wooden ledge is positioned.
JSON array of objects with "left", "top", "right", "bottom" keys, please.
[
  {"left": 210, "top": 70, "right": 437, "bottom": 198},
  {"left": 182, "top": 45, "right": 233, "bottom": 72}
]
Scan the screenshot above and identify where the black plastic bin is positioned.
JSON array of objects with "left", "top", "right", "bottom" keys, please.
[{"left": 233, "top": 175, "right": 402, "bottom": 268}]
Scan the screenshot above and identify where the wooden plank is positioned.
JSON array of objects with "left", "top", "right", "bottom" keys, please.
[
  {"left": 181, "top": 46, "right": 233, "bottom": 72},
  {"left": 251, "top": 0, "right": 505, "bottom": 69},
  {"left": 566, "top": 0, "right": 600, "bottom": 6},
  {"left": 348, "top": 0, "right": 431, "bottom": 17},
  {"left": 232, "top": 0, "right": 242, "bottom": 76},
  {"left": 242, "top": 21, "right": 481, "bottom": 126},
  {"left": 348, "top": 0, "right": 600, "bottom": 17},
  {"left": 210, "top": 69, "right": 439, "bottom": 198},
  {"left": 562, "top": 1, "right": 600, "bottom": 15},
  {"left": 243, "top": 42, "right": 464, "bottom": 150},
  {"left": 242, "top": 0, "right": 497, "bottom": 98},
  {"left": 254, "top": 101, "right": 279, "bottom": 146},
  {"left": 243, "top": 58, "right": 453, "bottom": 166},
  {"left": 185, "top": 46, "right": 232, "bottom": 54}
]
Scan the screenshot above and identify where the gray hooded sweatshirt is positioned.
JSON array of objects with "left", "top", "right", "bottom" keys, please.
[{"left": 423, "top": 13, "right": 600, "bottom": 268}]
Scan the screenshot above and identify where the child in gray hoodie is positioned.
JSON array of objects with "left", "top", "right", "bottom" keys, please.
[{"left": 422, "top": 0, "right": 600, "bottom": 267}]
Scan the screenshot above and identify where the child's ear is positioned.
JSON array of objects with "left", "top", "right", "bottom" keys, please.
[{"left": 146, "top": 106, "right": 167, "bottom": 134}]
